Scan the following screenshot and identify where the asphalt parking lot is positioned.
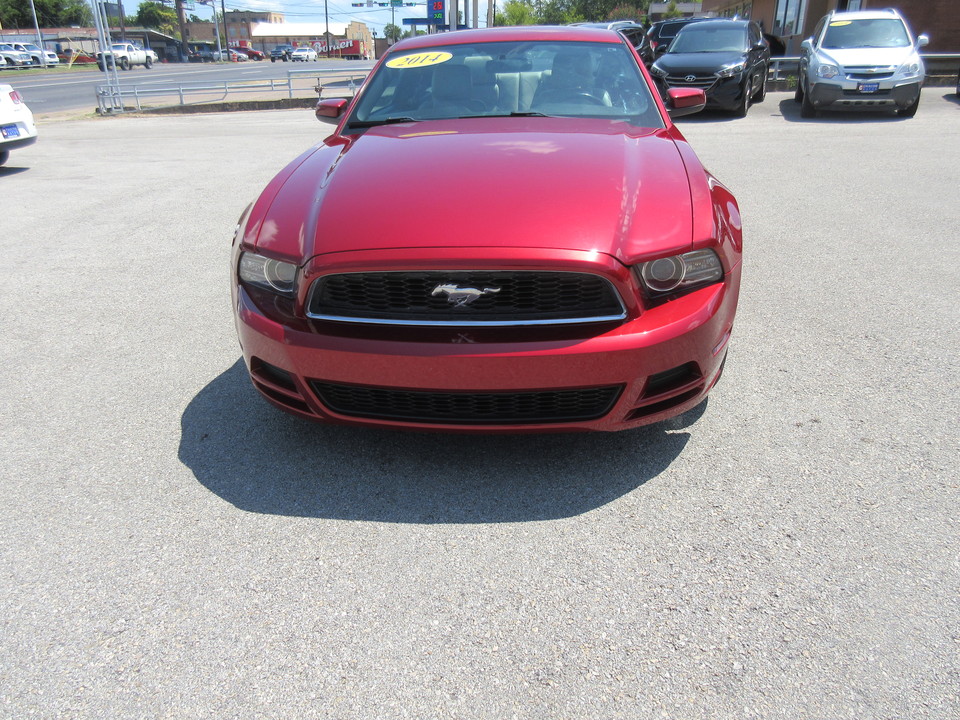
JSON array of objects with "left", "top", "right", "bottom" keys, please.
[{"left": 1, "top": 90, "right": 958, "bottom": 718}]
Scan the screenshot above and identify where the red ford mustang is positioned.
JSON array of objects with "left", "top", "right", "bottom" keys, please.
[{"left": 231, "top": 26, "right": 742, "bottom": 432}]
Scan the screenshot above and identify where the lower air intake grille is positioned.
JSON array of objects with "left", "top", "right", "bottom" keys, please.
[{"left": 310, "top": 382, "right": 624, "bottom": 425}]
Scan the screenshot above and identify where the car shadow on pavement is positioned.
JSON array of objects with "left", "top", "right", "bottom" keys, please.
[
  {"left": 777, "top": 96, "right": 910, "bottom": 123},
  {"left": 0, "top": 166, "right": 31, "bottom": 177},
  {"left": 178, "top": 359, "right": 700, "bottom": 523}
]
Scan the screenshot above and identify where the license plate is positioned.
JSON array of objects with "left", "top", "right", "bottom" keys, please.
[
  {"left": 858, "top": 83, "right": 880, "bottom": 93},
  {"left": 1, "top": 124, "right": 19, "bottom": 139}
]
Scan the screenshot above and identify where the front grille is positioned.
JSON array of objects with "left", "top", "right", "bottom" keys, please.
[
  {"left": 846, "top": 72, "right": 894, "bottom": 80},
  {"left": 310, "top": 382, "right": 624, "bottom": 425},
  {"left": 307, "top": 271, "right": 625, "bottom": 326},
  {"left": 665, "top": 75, "right": 718, "bottom": 90}
]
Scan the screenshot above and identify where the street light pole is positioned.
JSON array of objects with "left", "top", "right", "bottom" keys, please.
[{"left": 27, "top": 0, "right": 46, "bottom": 66}]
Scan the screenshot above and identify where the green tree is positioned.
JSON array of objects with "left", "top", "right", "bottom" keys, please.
[
  {"left": 494, "top": 0, "right": 536, "bottom": 26},
  {"left": 383, "top": 22, "right": 402, "bottom": 43},
  {"left": 662, "top": 0, "right": 683, "bottom": 19},
  {"left": 135, "top": 1, "right": 176, "bottom": 33},
  {"left": 0, "top": 0, "right": 91, "bottom": 28},
  {"left": 539, "top": 0, "right": 582, "bottom": 25}
]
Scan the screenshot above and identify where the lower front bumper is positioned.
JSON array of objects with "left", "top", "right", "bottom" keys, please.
[
  {"left": 808, "top": 80, "right": 921, "bottom": 110},
  {"left": 0, "top": 134, "right": 37, "bottom": 152},
  {"left": 233, "top": 266, "right": 741, "bottom": 433}
]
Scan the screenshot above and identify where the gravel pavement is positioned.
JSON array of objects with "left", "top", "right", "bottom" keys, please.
[{"left": 1, "top": 91, "right": 958, "bottom": 719}]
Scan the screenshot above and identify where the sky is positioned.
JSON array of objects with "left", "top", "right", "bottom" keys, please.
[{"left": 189, "top": 0, "right": 497, "bottom": 37}]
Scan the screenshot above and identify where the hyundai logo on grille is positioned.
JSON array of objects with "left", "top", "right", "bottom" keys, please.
[
  {"left": 684, "top": 75, "right": 697, "bottom": 82},
  {"left": 431, "top": 284, "right": 501, "bottom": 307}
]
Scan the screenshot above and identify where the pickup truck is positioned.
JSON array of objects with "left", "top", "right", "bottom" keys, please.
[{"left": 97, "top": 42, "right": 154, "bottom": 71}]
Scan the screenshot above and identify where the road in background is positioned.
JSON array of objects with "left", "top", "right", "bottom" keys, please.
[
  {"left": 0, "top": 60, "right": 375, "bottom": 114},
  {"left": 1, "top": 92, "right": 959, "bottom": 718}
]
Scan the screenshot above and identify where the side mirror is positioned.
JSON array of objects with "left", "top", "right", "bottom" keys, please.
[
  {"left": 800, "top": 38, "right": 813, "bottom": 52},
  {"left": 316, "top": 98, "right": 349, "bottom": 124},
  {"left": 916, "top": 34, "right": 929, "bottom": 48},
  {"left": 667, "top": 87, "right": 706, "bottom": 118},
  {"left": 655, "top": 45, "right": 668, "bottom": 57}
]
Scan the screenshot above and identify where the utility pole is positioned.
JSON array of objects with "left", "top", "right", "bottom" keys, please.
[
  {"left": 324, "top": 0, "right": 331, "bottom": 57},
  {"left": 220, "top": 0, "right": 228, "bottom": 57},
  {"left": 174, "top": 0, "right": 189, "bottom": 61}
]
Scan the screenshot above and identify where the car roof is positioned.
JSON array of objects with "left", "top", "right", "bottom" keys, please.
[
  {"left": 390, "top": 26, "right": 624, "bottom": 52},
  {"left": 677, "top": 19, "right": 750, "bottom": 30},
  {"left": 827, "top": 9, "right": 905, "bottom": 21}
]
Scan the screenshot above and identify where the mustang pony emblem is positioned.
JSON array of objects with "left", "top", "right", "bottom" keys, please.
[{"left": 431, "top": 284, "right": 501, "bottom": 307}]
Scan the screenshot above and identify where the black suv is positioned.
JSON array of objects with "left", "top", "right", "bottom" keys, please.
[
  {"left": 270, "top": 45, "right": 294, "bottom": 62},
  {"left": 650, "top": 19, "right": 770, "bottom": 117},
  {"left": 646, "top": 17, "right": 716, "bottom": 58},
  {"left": 570, "top": 21, "right": 653, "bottom": 65}
]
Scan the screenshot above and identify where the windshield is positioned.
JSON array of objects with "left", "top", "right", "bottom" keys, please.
[
  {"left": 822, "top": 18, "right": 910, "bottom": 49},
  {"left": 669, "top": 26, "right": 748, "bottom": 53},
  {"left": 347, "top": 40, "right": 662, "bottom": 128}
]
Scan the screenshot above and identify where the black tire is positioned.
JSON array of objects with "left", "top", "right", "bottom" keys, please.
[
  {"left": 800, "top": 80, "right": 817, "bottom": 118},
  {"left": 120, "top": 56, "right": 130, "bottom": 71},
  {"left": 753, "top": 72, "right": 767, "bottom": 103},
  {"left": 898, "top": 95, "right": 919, "bottom": 118},
  {"left": 145, "top": 56, "right": 152, "bottom": 69},
  {"left": 271, "top": 56, "right": 276, "bottom": 62},
  {"left": 0, "top": 150, "right": 8, "bottom": 167},
  {"left": 794, "top": 72, "right": 804, "bottom": 103},
  {"left": 734, "top": 80, "right": 751, "bottom": 117}
]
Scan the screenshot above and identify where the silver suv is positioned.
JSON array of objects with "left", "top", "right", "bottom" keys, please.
[{"left": 796, "top": 8, "right": 928, "bottom": 118}]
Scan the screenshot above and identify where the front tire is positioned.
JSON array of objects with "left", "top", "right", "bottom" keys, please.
[
  {"left": 752, "top": 70, "right": 767, "bottom": 103},
  {"left": 800, "top": 80, "right": 817, "bottom": 118},
  {"left": 898, "top": 95, "right": 919, "bottom": 118},
  {"left": 734, "top": 80, "right": 751, "bottom": 117}
]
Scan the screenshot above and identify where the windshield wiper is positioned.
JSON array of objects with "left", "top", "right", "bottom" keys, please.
[
  {"left": 347, "top": 116, "right": 418, "bottom": 128},
  {"left": 457, "top": 111, "right": 551, "bottom": 119}
]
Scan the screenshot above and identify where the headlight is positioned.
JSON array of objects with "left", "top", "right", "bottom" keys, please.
[
  {"left": 650, "top": 64, "right": 668, "bottom": 78},
  {"left": 637, "top": 249, "right": 724, "bottom": 296},
  {"left": 238, "top": 252, "right": 298, "bottom": 297},
  {"left": 717, "top": 62, "right": 745, "bottom": 78},
  {"left": 816, "top": 63, "right": 840, "bottom": 79},
  {"left": 898, "top": 61, "right": 921, "bottom": 78}
]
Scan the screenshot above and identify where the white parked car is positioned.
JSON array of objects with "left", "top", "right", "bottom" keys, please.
[
  {"left": 290, "top": 47, "right": 318, "bottom": 62},
  {"left": 0, "top": 43, "right": 33, "bottom": 67},
  {"left": 0, "top": 84, "right": 37, "bottom": 166},
  {"left": 219, "top": 48, "right": 248, "bottom": 62},
  {"left": 796, "top": 8, "right": 928, "bottom": 118},
  {"left": 12, "top": 43, "right": 59, "bottom": 65},
  {"left": 0, "top": 55, "right": 6, "bottom": 69}
]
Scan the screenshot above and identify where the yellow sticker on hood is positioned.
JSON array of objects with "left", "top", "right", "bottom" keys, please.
[
  {"left": 386, "top": 51, "right": 453, "bottom": 69},
  {"left": 829, "top": 20, "right": 852, "bottom": 26}
]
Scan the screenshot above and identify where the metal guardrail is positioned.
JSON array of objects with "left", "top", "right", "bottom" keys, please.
[
  {"left": 95, "top": 67, "right": 371, "bottom": 114},
  {"left": 96, "top": 54, "right": 960, "bottom": 113}
]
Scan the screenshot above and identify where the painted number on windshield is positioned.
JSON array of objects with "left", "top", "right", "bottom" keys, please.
[{"left": 386, "top": 51, "right": 452, "bottom": 69}]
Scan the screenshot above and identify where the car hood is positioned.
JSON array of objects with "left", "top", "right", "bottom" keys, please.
[
  {"left": 656, "top": 51, "right": 747, "bottom": 74},
  {"left": 816, "top": 46, "right": 918, "bottom": 68},
  {"left": 253, "top": 118, "right": 694, "bottom": 265}
]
